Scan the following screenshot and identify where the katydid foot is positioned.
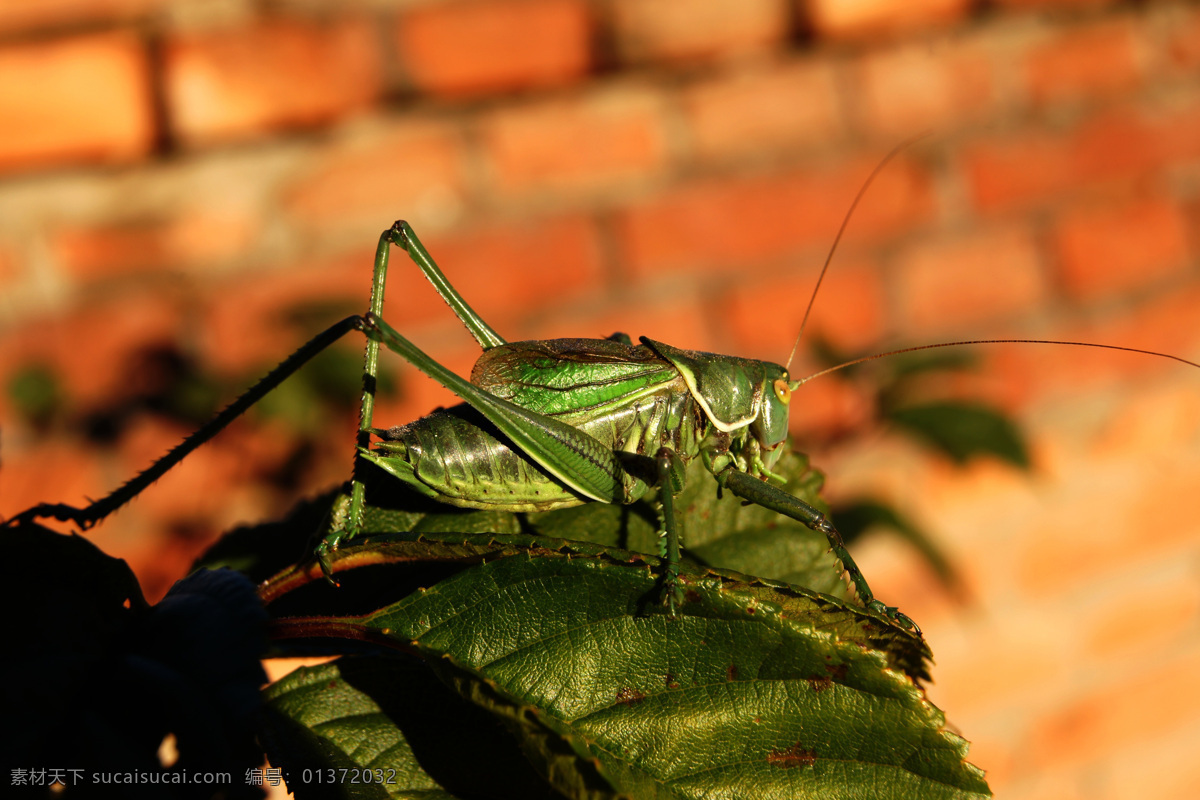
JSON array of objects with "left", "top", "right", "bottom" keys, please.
[{"left": 867, "top": 600, "right": 920, "bottom": 634}]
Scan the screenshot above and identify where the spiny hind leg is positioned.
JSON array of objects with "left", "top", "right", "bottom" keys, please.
[{"left": 6, "top": 316, "right": 366, "bottom": 534}]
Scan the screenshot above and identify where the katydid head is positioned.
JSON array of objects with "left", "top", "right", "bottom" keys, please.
[
  {"left": 749, "top": 365, "right": 800, "bottom": 451},
  {"left": 641, "top": 336, "right": 800, "bottom": 460}
]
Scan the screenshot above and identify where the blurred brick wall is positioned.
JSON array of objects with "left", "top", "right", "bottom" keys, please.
[{"left": 1, "top": 0, "right": 1199, "bottom": 796}]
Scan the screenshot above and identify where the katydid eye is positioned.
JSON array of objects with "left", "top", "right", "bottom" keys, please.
[{"left": 773, "top": 379, "right": 791, "bottom": 405}]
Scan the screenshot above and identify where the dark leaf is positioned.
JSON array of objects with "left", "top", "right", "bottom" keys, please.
[
  {"left": 832, "top": 498, "right": 964, "bottom": 597},
  {"left": 4, "top": 524, "right": 267, "bottom": 798},
  {"left": 886, "top": 402, "right": 1030, "bottom": 468}
]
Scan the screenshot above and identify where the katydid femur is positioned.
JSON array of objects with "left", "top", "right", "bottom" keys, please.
[{"left": 9, "top": 220, "right": 920, "bottom": 630}]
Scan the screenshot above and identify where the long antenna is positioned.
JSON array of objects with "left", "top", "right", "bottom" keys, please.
[
  {"left": 785, "top": 136, "right": 924, "bottom": 371},
  {"left": 796, "top": 338, "right": 1200, "bottom": 385}
]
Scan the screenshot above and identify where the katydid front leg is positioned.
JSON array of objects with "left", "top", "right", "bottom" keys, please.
[
  {"left": 718, "top": 469, "right": 920, "bottom": 633},
  {"left": 656, "top": 447, "right": 687, "bottom": 616}
]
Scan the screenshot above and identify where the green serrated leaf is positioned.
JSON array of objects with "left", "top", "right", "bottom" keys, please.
[
  {"left": 264, "top": 540, "right": 987, "bottom": 799},
  {"left": 887, "top": 401, "right": 1030, "bottom": 468}
]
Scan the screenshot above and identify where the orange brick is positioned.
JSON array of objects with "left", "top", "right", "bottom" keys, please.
[
  {"left": 200, "top": 248, "right": 377, "bottom": 375},
  {"left": 1073, "top": 105, "right": 1200, "bottom": 187},
  {"left": 682, "top": 59, "right": 843, "bottom": 163},
  {"left": 975, "top": 285, "right": 1200, "bottom": 420},
  {"left": 725, "top": 257, "right": 888, "bottom": 359},
  {"left": 1091, "top": 383, "right": 1200, "bottom": 458},
  {"left": 1082, "top": 569, "right": 1200, "bottom": 658},
  {"left": 0, "top": 0, "right": 161, "bottom": 32},
  {"left": 895, "top": 227, "right": 1049, "bottom": 336},
  {"left": 1051, "top": 194, "right": 1190, "bottom": 303},
  {"left": 1024, "top": 21, "right": 1141, "bottom": 107},
  {"left": 480, "top": 86, "right": 669, "bottom": 199},
  {"left": 1067, "top": 111, "right": 1161, "bottom": 186},
  {"left": 201, "top": 215, "right": 603, "bottom": 374},
  {"left": 788, "top": 375, "right": 875, "bottom": 441},
  {"left": 530, "top": 291, "right": 720, "bottom": 353},
  {"left": 801, "top": 0, "right": 970, "bottom": 41},
  {"left": 370, "top": 341, "right": 489, "bottom": 433},
  {"left": 0, "top": 439, "right": 107, "bottom": 524},
  {"left": 165, "top": 17, "right": 382, "bottom": 146},
  {"left": 0, "top": 32, "right": 153, "bottom": 173},
  {"left": 1029, "top": 649, "right": 1200, "bottom": 767},
  {"left": 1106, "top": 735, "right": 1200, "bottom": 800},
  {"left": 961, "top": 104, "right": 1200, "bottom": 214},
  {"left": 52, "top": 212, "right": 259, "bottom": 281},
  {"left": 961, "top": 130, "right": 1077, "bottom": 215},
  {"left": 992, "top": 0, "right": 1113, "bottom": 9},
  {"left": 419, "top": 215, "right": 605, "bottom": 325},
  {"left": 1017, "top": 450, "right": 1200, "bottom": 597},
  {"left": 616, "top": 155, "right": 936, "bottom": 279},
  {"left": 1167, "top": 7, "right": 1200, "bottom": 71},
  {"left": 1152, "top": 101, "right": 1200, "bottom": 165},
  {"left": 610, "top": 0, "right": 787, "bottom": 64},
  {"left": 853, "top": 42, "right": 995, "bottom": 138},
  {"left": 283, "top": 119, "right": 469, "bottom": 239},
  {"left": 396, "top": 0, "right": 591, "bottom": 97},
  {"left": 0, "top": 290, "right": 183, "bottom": 407},
  {"left": 0, "top": 243, "right": 18, "bottom": 283},
  {"left": 922, "top": 615, "right": 1074, "bottom": 717}
]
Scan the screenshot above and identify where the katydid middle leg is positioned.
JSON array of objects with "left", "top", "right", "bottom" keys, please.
[
  {"left": 718, "top": 469, "right": 920, "bottom": 632},
  {"left": 655, "top": 447, "right": 687, "bottom": 615}
]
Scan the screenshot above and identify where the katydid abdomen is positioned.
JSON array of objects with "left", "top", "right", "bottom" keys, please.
[{"left": 364, "top": 338, "right": 704, "bottom": 512}]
